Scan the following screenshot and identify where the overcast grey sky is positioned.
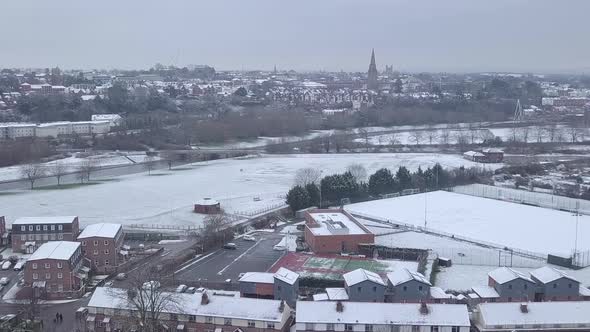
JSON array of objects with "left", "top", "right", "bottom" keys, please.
[{"left": 1, "top": 0, "right": 589, "bottom": 73}]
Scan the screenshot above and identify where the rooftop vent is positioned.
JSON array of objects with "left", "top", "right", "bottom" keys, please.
[
  {"left": 419, "top": 302, "right": 429, "bottom": 315},
  {"left": 520, "top": 303, "right": 528, "bottom": 313},
  {"left": 336, "top": 301, "right": 344, "bottom": 313},
  {"left": 201, "top": 292, "right": 210, "bottom": 305}
]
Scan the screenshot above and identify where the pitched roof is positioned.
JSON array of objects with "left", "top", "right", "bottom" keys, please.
[
  {"left": 488, "top": 267, "right": 534, "bottom": 284},
  {"left": 78, "top": 223, "right": 122, "bottom": 239},
  {"left": 274, "top": 267, "right": 299, "bottom": 285},
  {"left": 471, "top": 286, "right": 500, "bottom": 299},
  {"left": 343, "top": 268, "right": 386, "bottom": 287},
  {"left": 530, "top": 266, "right": 578, "bottom": 284},
  {"left": 387, "top": 268, "right": 431, "bottom": 287},
  {"left": 296, "top": 301, "right": 470, "bottom": 326},
  {"left": 326, "top": 288, "right": 349, "bottom": 301},
  {"left": 13, "top": 216, "right": 77, "bottom": 225},
  {"left": 28, "top": 241, "right": 80, "bottom": 261},
  {"left": 477, "top": 302, "right": 590, "bottom": 327},
  {"left": 239, "top": 272, "right": 274, "bottom": 284}
]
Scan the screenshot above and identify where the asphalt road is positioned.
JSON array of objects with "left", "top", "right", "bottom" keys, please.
[
  {"left": 175, "top": 232, "right": 285, "bottom": 283},
  {"left": 0, "top": 297, "right": 89, "bottom": 332}
]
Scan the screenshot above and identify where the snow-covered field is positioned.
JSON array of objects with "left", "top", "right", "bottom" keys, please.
[
  {"left": 0, "top": 153, "right": 485, "bottom": 228},
  {"left": 0, "top": 151, "right": 158, "bottom": 182},
  {"left": 346, "top": 191, "right": 590, "bottom": 256}
]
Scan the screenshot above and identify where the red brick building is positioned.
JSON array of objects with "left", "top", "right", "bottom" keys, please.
[
  {"left": 194, "top": 198, "right": 221, "bottom": 214},
  {"left": 78, "top": 223, "right": 125, "bottom": 274},
  {"left": 0, "top": 216, "right": 7, "bottom": 246},
  {"left": 304, "top": 209, "right": 374, "bottom": 254},
  {"left": 11, "top": 216, "right": 80, "bottom": 253},
  {"left": 23, "top": 241, "right": 88, "bottom": 300}
]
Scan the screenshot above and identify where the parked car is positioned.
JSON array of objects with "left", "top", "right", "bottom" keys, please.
[
  {"left": 223, "top": 243, "right": 237, "bottom": 250},
  {"left": 142, "top": 281, "right": 160, "bottom": 290},
  {"left": 115, "top": 273, "right": 127, "bottom": 281},
  {"left": 1, "top": 261, "right": 11, "bottom": 270},
  {"left": 186, "top": 287, "right": 196, "bottom": 294},
  {"left": 13, "top": 261, "right": 25, "bottom": 271},
  {"left": 243, "top": 235, "right": 256, "bottom": 242},
  {"left": 176, "top": 284, "right": 187, "bottom": 293},
  {"left": 0, "top": 277, "right": 9, "bottom": 285}
]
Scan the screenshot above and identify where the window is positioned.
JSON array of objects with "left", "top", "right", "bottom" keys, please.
[
  {"left": 57, "top": 273, "right": 63, "bottom": 279},
  {"left": 105, "top": 260, "right": 110, "bottom": 265},
  {"left": 51, "top": 225, "right": 55, "bottom": 231},
  {"left": 104, "top": 240, "right": 109, "bottom": 245},
  {"left": 327, "top": 324, "right": 335, "bottom": 331},
  {"left": 93, "top": 250, "right": 98, "bottom": 255},
  {"left": 94, "top": 260, "right": 99, "bottom": 266},
  {"left": 45, "top": 263, "right": 50, "bottom": 269},
  {"left": 21, "top": 235, "right": 26, "bottom": 241},
  {"left": 104, "top": 249, "right": 109, "bottom": 255},
  {"left": 224, "top": 318, "right": 232, "bottom": 326},
  {"left": 57, "top": 234, "right": 63, "bottom": 240},
  {"left": 28, "top": 225, "right": 33, "bottom": 231},
  {"left": 188, "top": 315, "right": 196, "bottom": 322},
  {"left": 171, "top": 314, "right": 178, "bottom": 321},
  {"left": 58, "top": 225, "right": 63, "bottom": 231},
  {"left": 431, "top": 327, "right": 439, "bottom": 332},
  {"left": 278, "top": 285, "right": 282, "bottom": 291},
  {"left": 94, "top": 241, "right": 99, "bottom": 246},
  {"left": 36, "top": 225, "right": 40, "bottom": 231},
  {"left": 524, "top": 284, "right": 528, "bottom": 290},
  {"left": 345, "top": 324, "right": 353, "bottom": 331},
  {"left": 357, "top": 286, "right": 362, "bottom": 292},
  {"left": 365, "top": 324, "right": 373, "bottom": 332},
  {"left": 32, "top": 263, "right": 38, "bottom": 269},
  {"left": 403, "top": 286, "right": 407, "bottom": 291},
  {"left": 267, "top": 323, "right": 275, "bottom": 330},
  {"left": 50, "top": 234, "right": 56, "bottom": 240},
  {"left": 306, "top": 323, "right": 315, "bottom": 331},
  {"left": 553, "top": 283, "right": 557, "bottom": 289},
  {"left": 248, "top": 321, "right": 256, "bottom": 328},
  {"left": 372, "top": 286, "right": 377, "bottom": 292},
  {"left": 20, "top": 226, "right": 25, "bottom": 231},
  {"left": 43, "top": 225, "right": 48, "bottom": 231},
  {"left": 205, "top": 316, "right": 213, "bottom": 324},
  {"left": 57, "top": 262, "right": 62, "bottom": 269},
  {"left": 508, "top": 284, "right": 513, "bottom": 290},
  {"left": 412, "top": 326, "right": 420, "bottom": 332},
  {"left": 58, "top": 284, "right": 63, "bottom": 292},
  {"left": 28, "top": 234, "right": 34, "bottom": 240},
  {"left": 35, "top": 234, "right": 41, "bottom": 241},
  {"left": 32, "top": 273, "right": 38, "bottom": 280},
  {"left": 569, "top": 283, "right": 573, "bottom": 289},
  {"left": 82, "top": 241, "right": 86, "bottom": 246},
  {"left": 418, "top": 286, "right": 423, "bottom": 291},
  {"left": 451, "top": 327, "right": 460, "bottom": 332},
  {"left": 45, "top": 273, "right": 51, "bottom": 279}
]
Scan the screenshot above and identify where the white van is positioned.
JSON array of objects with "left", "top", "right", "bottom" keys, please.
[
  {"left": 13, "top": 261, "right": 25, "bottom": 271},
  {"left": 1, "top": 261, "right": 11, "bottom": 270}
]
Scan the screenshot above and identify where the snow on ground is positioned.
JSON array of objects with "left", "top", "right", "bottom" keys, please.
[
  {"left": 0, "top": 151, "right": 157, "bottom": 182},
  {"left": 0, "top": 153, "right": 484, "bottom": 228},
  {"left": 346, "top": 191, "right": 590, "bottom": 256}
]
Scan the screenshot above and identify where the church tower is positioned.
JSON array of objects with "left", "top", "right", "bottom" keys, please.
[{"left": 367, "top": 49, "right": 379, "bottom": 91}]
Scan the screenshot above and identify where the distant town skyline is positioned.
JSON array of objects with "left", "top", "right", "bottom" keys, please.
[{"left": 1, "top": 0, "right": 590, "bottom": 74}]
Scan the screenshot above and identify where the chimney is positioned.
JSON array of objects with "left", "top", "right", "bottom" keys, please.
[
  {"left": 279, "top": 300, "right": 285, "bottom": 313},
  {"left": 201, "top": 292, "right": 210, "bottom": 305},
  {"left": 419, "top": 302, "right": 429, "bottom": 315},
  {"left": 520, "top": 303, "right": 528, "bottom": 313},
  {"left": 336, "top": 301, "right": 344, "bottom": 313}
]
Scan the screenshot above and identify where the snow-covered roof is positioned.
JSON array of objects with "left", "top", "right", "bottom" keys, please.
[
  {"left": 530, "top": 266, "right": 578, "bottom": 284},
  {"left": 471, "top": 286, "right": 500, "bottom": 299},
  {"left": 482, "top": 148, "right": 503, "bottom": 153},
  {"left": 429, "top": 287, "right": 453, "bottom": 299},
  {"left": 387, "top": 268, "right": 431, "bottom": 287},
  {"left": 78, "top": 223, "right": 122, "bottom": 239},
  {"left": 313, "top": 293, "right": 329, "bottom": 301},
  {"left": 239, "top": 272, "right": 274, "bottom": 284},
  {"left": 194, "top": 198, "right": 219, "bottom": 206},
  {"left": 13, "top": 216, "right": 77, "bottom": 225},
  {"left": 307, "top": 211, "right": 370, "bottom": 236},
  {"left": 580, "top": 285, "right": 590, "bottom": 297},
  {"left": 296, "top": 301, "right": 470, "bottom": 326},
  {"left": 477, "top": 302, "right": 590, "bottom": 327},
  {"left": 28, "top": 241, "right": 80, "bottom": 261},
  {"left": 326, "top": 288, "right": 349, "bottom": 301},
  {"left": 463, "top": 151, "right": 485, "bottom": 157},
  {"left": 343, "top": 269, "right": 386, "bottom": 286},
  {"left": 91, "top": 114, "right": 121, "bottom": 121},
  {"left": 488, "top": 267, "right": 534, "bottom": 284},
  {"left": 274, "top": 267, "right": 299, "bottom": 285},
  {"left": 88, "top": 287, "right": 287, "bottom": 322}
]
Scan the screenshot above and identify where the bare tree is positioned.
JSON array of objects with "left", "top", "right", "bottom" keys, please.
[
  {"left": 478, "top": 129, "right": 495, "bottom": 143},
  {"left": 202, "top": 213, "right": 233, "bottom": 248},
  {"left": 20, "top": 163, "right": 46, "bottom": 189},
  {"left": 346, "top": 163, "right": 367, "bottom": 183},
  {"left": 425, "top": 130, "right": 439, "bottom": 145},
  {"left": 532, "top": 126, "right": 547, "bottom": 143},
  {"left": 408, "top": 130, "right": 424, "bottom": 145},
  {"left": 467, "top": 124, "right": 479, "bottom": 144},
  {"left": 79, "top": 158, "right": 100, "bottom": 182},
  {"left": 518, "top": 126, "right": 531, "bottom": 143},
  {"left": 567, "top": 126, "right": 583, "bottom": 143},
  {"left": 438, "top": 129, "right": 451, "bottom": 146},
  {"left": 508, "top": 126, "right": 520, "bottom": 143},
  {"left": 108, "top": 270, "right": 182, "bottom": 332},
  {"left": 160, "top": 151, "right": 180, "bottom": 170},
  {"left": 294, "top": 167, "right": 322, "bottom": 186},
  {"left": 50, "top": 161, "right": 68, "bottom": 186},
  {"left": 331, "top": 130, "right": 351, "bottom": 153},
  {"left": 357, "top": 128, "right": 370, "bottom": 152},
  {"left": 388, "top": 132, "right": 400, "bottom": 146},
  {"left": 454, "top": 131, "right": 469, "bottom": 151},
  {"left": 145, "top": 155, "right": 156, "bottom": 175}
]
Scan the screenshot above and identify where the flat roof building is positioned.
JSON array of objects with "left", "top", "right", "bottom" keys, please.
[{"left": 304, "top": 209, "right": 374, "bottom": 254}]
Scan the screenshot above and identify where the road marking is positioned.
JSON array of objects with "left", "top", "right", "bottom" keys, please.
[
  {"left": 217, "top": 239, "right": 263, "bottom": 275},
  {"left": 175, "top": 251, "right": 217, "bottom": 274}
]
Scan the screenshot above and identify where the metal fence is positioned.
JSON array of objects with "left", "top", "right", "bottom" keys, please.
[
  {"left": 432, "top": 247, "right": 545, "bottom": 268},
  {"left": 448, "top": 183, "right": 590, "bottom": 215}
]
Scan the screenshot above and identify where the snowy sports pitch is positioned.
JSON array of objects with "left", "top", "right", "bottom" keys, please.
[
  {"left": 346, "top": 191, "right": 590, "bottom": 257},
  {"left": 0, "top": 153, "right": 493, "bottom": 228}
]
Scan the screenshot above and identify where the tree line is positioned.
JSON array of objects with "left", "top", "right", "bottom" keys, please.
[{"left": 286, "top": 164, "right": 492, "bottom": 212}]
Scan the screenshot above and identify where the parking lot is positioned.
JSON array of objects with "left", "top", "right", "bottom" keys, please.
[{"left": 174, "top": 231, "right": 286, "bottom": 284}]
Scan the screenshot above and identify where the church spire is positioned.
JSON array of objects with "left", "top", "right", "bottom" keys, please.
[
  {"left": 367, "top": 48, "right": 378, "bottom": 91},
  {"left": 370, "top": 48, "right": 376, "bottom": 67}
]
